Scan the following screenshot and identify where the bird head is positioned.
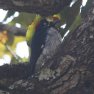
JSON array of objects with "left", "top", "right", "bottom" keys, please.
[{"left": 46, "top": 14, "right": 61, "bottom": 24}]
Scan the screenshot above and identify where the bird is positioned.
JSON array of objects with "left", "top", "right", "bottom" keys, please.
[{"left": 26, "top": 15, "right": 60, "bottom": 75}]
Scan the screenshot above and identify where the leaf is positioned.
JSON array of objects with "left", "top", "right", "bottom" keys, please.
[
  {"left": 0, "top": 30, "right": 14, "bottom": 45},
  {"left": 69, "top": 14, "right": 81, "bottom": 32},
  {"left": 60, "top": 0, "right": 82, "bottom": 37},
  {"left": 0, "top": 43, "right": 6, "bottom": 57},
  {"left": 0, "top": 36, "right": 25, "bottom": 59},
  {"left": 0, "top": 31, "right": 8, "bottom": 44},
  {"left": 7, "top": 31, "right": 14, "bottom": 45},
  {"left": 10, "top": 36, "right": 25, "bottom": 50},
  {"left": 9, "top": 12, "right": 36, "bottom": 28}
]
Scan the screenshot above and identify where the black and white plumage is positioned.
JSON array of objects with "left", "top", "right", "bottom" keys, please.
[
  {"left": 29, "top": 18, "right": 62, "bottom": 75},
  {"left": 29, "top": 19, "right": 50, "bottom": 74}
]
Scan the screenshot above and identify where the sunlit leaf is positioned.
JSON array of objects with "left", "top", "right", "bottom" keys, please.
[
  {"left": 9, "top": 12, "right": 36, "bottom": 28},
  {"left": 60, "top": 0, "right": 82, "bottom": 37},
  {"left": 0, "top": 43, "right": 6, "bottom": 57},
  {"left": 69, "top": 14, "right": 81, "bottom": 32},
  {"left": 10, "top": 36, "right": 26, "bottom": 50},
  {"left": 0, "top": 31, "right": 8, "bottom": 44}
]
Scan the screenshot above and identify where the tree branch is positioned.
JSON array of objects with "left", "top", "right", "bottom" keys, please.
[
  {"left": 0, "top": 23, "right": 26, "bottom": 36},
  {"left": 0, "top": 0, "right": 72, "bottom": 16}
]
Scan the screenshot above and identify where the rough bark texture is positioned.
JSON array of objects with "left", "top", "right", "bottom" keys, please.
[
  {"left": 0, "top": 0, "right": 72, "bottom": 16},
  {"left": 0, "top": 0, "right": 94, "bottom": 94}
]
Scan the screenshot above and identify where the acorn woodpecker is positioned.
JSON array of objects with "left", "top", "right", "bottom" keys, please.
[
  {"left": 26, "top": 15, "right": 60, "bottom": 75},
  {"left": 29, "top": 19, "right": 50, "bottom": 75}
]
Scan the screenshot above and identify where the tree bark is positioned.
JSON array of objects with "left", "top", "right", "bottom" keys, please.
[{"left": 0, "top": 0, "right": 72, "bottom": 16}]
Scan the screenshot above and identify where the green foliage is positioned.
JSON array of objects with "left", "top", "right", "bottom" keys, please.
[
  {"left": 0, "top": 12, "right": 36, "bottom": 64},
  {"left": 59, "top": 0, "right": 82, "bottom": 37},
  {"left": 0, "top": 0, "right": 89, "bottom": 64},
  {"left": 9, "top": 12, "right": 36, "bottom": 28}
]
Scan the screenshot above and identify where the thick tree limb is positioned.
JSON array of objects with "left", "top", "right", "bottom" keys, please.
[
  {"left": 0, "top": 23, "right": 26, "bottom": 36},
  {"left": 0, "top": 0, "right": 72, "bottom": 16}
]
